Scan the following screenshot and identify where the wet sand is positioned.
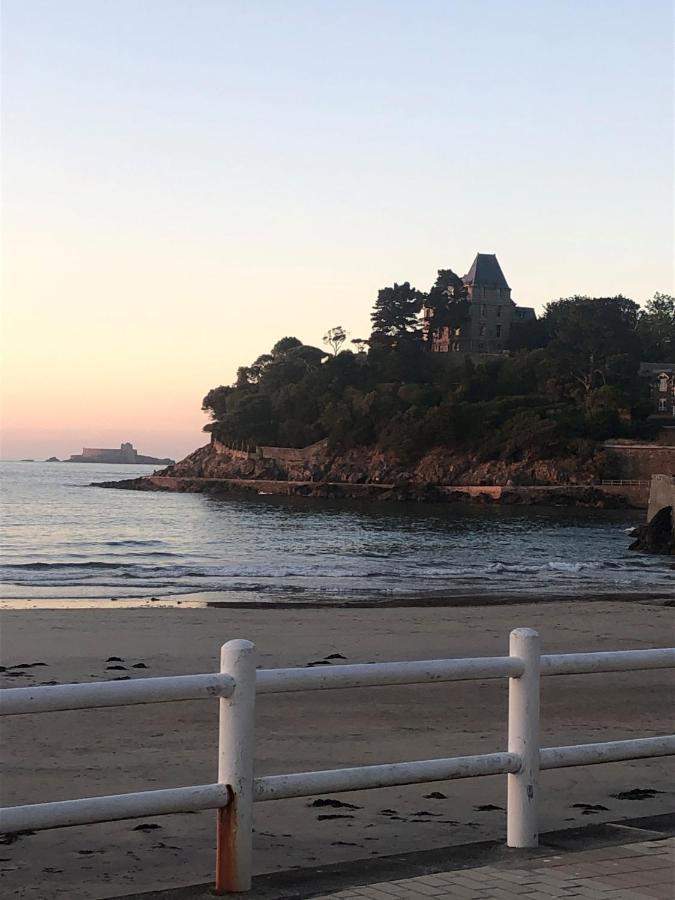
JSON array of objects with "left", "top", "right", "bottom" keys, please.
[{"left": 0, "top": 600, "right": 674, "bottom": 899}]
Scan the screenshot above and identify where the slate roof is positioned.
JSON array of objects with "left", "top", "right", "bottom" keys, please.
[
  {"left": 463, "top": 253, "right": 510, "bottom": 289},
  {"left": 639, "top": 362, "right": 674, "bottom": 376}
]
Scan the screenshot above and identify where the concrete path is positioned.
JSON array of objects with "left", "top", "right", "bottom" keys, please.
[{"left": 313, "top": 838, "right": 674, "bottom": 899}]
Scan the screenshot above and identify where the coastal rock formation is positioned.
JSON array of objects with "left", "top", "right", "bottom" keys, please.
[
  {"left": 629, "top": 506, "right": 675, "bottom": 555},
  {"left": 96, "top": 439, "right": 633, "bottom": 508},
  {"left": 158, "top": 440, "right": 609, "bottom": 488}
]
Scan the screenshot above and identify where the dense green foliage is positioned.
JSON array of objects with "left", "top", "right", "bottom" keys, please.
[{"left": 203, "top": 288, "right": 674, "bottom": 462}]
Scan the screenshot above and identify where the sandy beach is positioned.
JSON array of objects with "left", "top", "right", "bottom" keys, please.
[{"left": 1, "top": 600, "right": 674, "bottom": 899}]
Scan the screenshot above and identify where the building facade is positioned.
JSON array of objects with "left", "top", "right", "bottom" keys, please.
[
  {"left": 423, "top": 252, "right": 535, "bottom": 354},
  {"left": 639, "top": 363, "right": 675, "bottom": 418}
]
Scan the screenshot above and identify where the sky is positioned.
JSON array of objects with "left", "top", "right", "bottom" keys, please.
[{"left": 1, "top": 0, "right": 673, "bottom": 461}]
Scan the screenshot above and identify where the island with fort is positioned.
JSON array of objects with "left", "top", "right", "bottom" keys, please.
[
  {"left": 65, "top": 442, "right": 174, "bottom": 466},
  {"left": 96, "top": 253, "right": 674, "bottom": 545}
]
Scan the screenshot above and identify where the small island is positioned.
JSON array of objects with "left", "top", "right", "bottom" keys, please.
[{"left": 66, "top": 442, "right": 174, "bottom": 466}]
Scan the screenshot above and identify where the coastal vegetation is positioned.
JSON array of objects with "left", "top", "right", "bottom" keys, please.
[{"left": 202, "top": 285, "right": 674, "bottom": 465}]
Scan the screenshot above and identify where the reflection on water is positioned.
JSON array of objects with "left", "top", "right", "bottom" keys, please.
[{"left": 1, "top": 462, "right": 672, "bottom": 605}]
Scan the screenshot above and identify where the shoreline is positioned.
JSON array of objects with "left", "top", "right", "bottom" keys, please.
[
  {"left": 93, "top": 474, "right": 649, "bottom": 508},
  {"left": 1, "top": 588, "right": 674, "bottom": 610}
]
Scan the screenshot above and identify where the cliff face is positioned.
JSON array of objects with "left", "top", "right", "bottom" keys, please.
[{"left": 160, "top": 440, "right": 608, "bottom": 487}]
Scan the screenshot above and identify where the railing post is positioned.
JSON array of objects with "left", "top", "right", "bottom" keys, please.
[
  {"left": 215, "top": 639, "right": 256, "bottom": 894},
  {"left": 507, "top": 627, "right": 540, "bottom": 848}
]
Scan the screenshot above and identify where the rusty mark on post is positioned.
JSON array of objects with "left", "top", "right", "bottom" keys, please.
[{"left": 214, "top": 785, "right": 237, "bottom": 894}]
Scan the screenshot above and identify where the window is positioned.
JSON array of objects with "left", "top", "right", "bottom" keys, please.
[
  {"left": 658, "top": 374, "right": 669, "bottom": 392},
  {"left": 479, "top": 324, "right": 487, "bottom": 337},
  {"left": 658, "top": 398, "right": 667, "bottom": 412},
  {"left": 481, "top": 304, "right": 487, "bottom": 317},
  {"left": 452, "top": 342, "right": 460, "bottom": 352},
  {"left": 496, "top": 306, "right": 502, "bottom": 317},
  {"left": 496, "top": 324, "right": 502, "bottom": 337}
]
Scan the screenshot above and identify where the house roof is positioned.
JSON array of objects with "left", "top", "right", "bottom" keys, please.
[
  {"left": 639, "top": 362, "right": 674, "bottom": 375},
  {"left": 463, "top": 253, "right": 510, "bottom": 289}
]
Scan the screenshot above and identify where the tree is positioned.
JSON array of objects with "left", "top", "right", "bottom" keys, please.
[
  {"left": 370, "top": 282, "right": 423, "bottom": 345},
  {"left": 323, "top": 325, "right": 348, "bottom": 356},
  {"left": 638, "top": 292, "right": 675, "bottom": 360},
  {"left": 542, "top": 296, "right": 641, "bottom": 398},
  {"left": 272, "top": 336, "right": 303, "bottom": 356},
  {"left": 351, "top": 337, "right": 369, "bottom": 354},
  {"left": 202, "top": 385, "right": 233, "bottom": 421},
  {"left": 424, "top": 269, "right": 469, "bottom": 334}
]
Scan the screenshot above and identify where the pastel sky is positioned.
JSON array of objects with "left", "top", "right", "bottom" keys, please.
[{"left": 1, "top": 0, "right": 673, "bottom": 461}]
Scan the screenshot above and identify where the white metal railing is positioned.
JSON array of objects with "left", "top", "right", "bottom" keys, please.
[{"left": 1, "top": 630, "right": 674, "bottom": 895}]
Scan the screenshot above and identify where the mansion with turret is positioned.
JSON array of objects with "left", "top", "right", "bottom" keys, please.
[{"left": 423, "top": 253, "right": 535, "bottom": 354}]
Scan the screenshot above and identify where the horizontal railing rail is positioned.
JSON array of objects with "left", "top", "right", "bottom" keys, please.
[{"left": 1, "top": 631, "right": 673, "bottom": 895}]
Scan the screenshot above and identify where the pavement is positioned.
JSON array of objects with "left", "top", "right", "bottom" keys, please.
[
  {"left": 117, "top": 815, "right": 675, "bottom": 900},
  {"left": 313, "top": 837, "right": 674, "bottom": 899}
]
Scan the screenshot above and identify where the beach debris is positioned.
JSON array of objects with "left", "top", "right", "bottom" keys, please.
[
  {"left": 308, "top": 798, "right": 361, "bottom": 810},
  {"left": 378, "top": 809, "right": 398, "bottom": 816},
  {"left": 331, "top": 841, "right": 360, "bottom": 846},
  {"left": 305, "top": 660, "right": 331, "bottom": 667},
  {"left": 474, "top": 804, "right": 504, "bottom": 812},
  {"left": 132, "top": 823, "right": 162, "bottom": 832},
  {"left": 0, "top": 667, "right": 5, "bottom": 672},
  {"left": 77, "top": 850, "right": 104, "bottom": 855},
  {"left": 8, "top": 662, "right": 47, "bottom": 669},
  {"left": 106, "top": 665, "right": 127, "bottom": 670},
  {"left": 423, "top": 792, "right": 447, "bottom": 800},
  {"left": 324, "top": 653, "right": 347, "bottom": 660},
  {"left": 106, "top": 657, "right": 124, "bottom": 662},
  {"left": 412, "top": 810, "right": 443, "bottom": 817},
  {"left": 3, "top": 671, "right": 31, "bottom": 678},
  {"left": 111, "top": 676, "right": 131, "bottom": 680},
  {"left": 150, "top": 597, "right": 161, "bottom": 602},
  {"left": 610, "top": 788, "right": 663, "bottom": 800},
  {"left": 571, "top": 803, "right": 609, "bottom": 811},
  {"left": 131, "top": 663, "right": 148, "bottom": 668},
  {"left": 0, "top": 830, "right": 35, "bottom": 845},
  {"left": 38, "top": 680, "right": 59, "bottom": 686},
  {"left": 316, "top": 814, "right": 355, "bottom": 821}
]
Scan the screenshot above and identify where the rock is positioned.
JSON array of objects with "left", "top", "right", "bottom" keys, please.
[{"left": 629, "top": 506, "right": 674, "bottom": 555}]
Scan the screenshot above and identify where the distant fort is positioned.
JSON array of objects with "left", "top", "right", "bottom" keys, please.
[{"left": 66, "top": 442, "right": 174, "bottom": 466}]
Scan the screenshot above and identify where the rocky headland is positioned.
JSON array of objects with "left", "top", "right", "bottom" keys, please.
[{"left": 95, "top": 438, "right": 635, "bottom": 508}]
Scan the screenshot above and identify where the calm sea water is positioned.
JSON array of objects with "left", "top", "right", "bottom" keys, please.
[{"left": 0, "top": 461, "right": 672, "bottom": 603}]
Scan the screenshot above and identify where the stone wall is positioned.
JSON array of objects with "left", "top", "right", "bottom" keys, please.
[
  {"left": 603, "top": 443, "right": 675, "bottom": 479},
  {"left": 258, "top": 440, "right": 328, "bottom": 462}
]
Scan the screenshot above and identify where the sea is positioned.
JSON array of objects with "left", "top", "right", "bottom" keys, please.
[{"left": 0, "top": 461, "right": 672, "bottom": 606}]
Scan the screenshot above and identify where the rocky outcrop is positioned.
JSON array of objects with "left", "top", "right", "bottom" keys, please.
[
  {"left": 158, "top": 441, "right": 608, "bottom": 488},
  {"left": 95, "top": 438, "right": 636, "bottom": 508},
  {"left": 629, "top": 506, "right": 675, "bottom": 555}
]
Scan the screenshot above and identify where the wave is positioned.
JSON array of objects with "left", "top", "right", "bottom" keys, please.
[{"left": 0, "top": 555, "right": 666, "bottom": 589}]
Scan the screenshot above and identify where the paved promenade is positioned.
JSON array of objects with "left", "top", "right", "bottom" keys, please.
[{"left": 313, "top": 838, "right": 674, "bottom": 900}]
